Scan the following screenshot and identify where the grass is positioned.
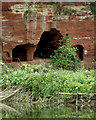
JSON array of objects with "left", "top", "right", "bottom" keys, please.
[{"left": 0, "top": 61, "right": 95, "bottom": 101}]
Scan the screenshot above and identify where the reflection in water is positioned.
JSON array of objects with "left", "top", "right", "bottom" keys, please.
[{"left": 1, "top": 102, "right": 96, "bottom": 118}]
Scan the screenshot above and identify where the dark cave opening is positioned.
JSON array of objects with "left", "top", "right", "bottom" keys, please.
[
  {"left": 34, "top": 28, "right": 63, "bottom": 58},
  {"left": 12, "top": 45, "right": 27, "bottom": 62},
  {"left": 76, "top": 45, "right": 84, "bottom": 61}
]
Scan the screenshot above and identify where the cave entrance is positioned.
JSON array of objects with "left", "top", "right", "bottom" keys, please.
[
  {"left": 12, "top": 44, "right": 36, "bottom": 62},
  {"left": 34, "top": 28, "right": 63, "bottom": 58},
  {"left": 76, "top": 45, "right": 84, "bottom": 61},
  {"left": 12, "top": 45, "right": 27, "bottom": 62}
]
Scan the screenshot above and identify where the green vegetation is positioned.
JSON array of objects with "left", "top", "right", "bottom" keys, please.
[
  {"left": 90, "top": 2, "right": 96, "bottom": 15},
  {"left": 24, "top": 3, "right": 37, "bottom": 20},
  {"left": 1, "top": 35, "right": 95, "bottom": 102},
  {"left": 1, "top": 62, "right": 95, "bottom": 102},
  {"left": 50, "top": 36, "right": 80, "bottom": 69},
  {"left": 2, "top": 102, "right": 95, "bottom": 118},
  {"left": 53, "top": 3, "right": 76, "bottom": 16}
]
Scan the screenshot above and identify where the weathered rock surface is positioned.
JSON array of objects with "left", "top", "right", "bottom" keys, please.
[{"left": 2, "top": 2, "right": 94, "bottom": 68}]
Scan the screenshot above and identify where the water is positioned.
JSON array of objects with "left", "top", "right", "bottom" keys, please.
[{"left": 1, "top": 102, "right": 96, "bottom": 119}]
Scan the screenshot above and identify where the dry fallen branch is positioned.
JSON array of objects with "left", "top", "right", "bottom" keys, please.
[
  {"left": 0, "top": 87, "right": 22, "bottom": 102},
  {"left": 0, "top": 88, "right": 15, "bottom": 97}
]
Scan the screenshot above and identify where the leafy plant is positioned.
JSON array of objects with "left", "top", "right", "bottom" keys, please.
[
  {"left": 50, "top": 35, "right": 80, "bottom": 69},
  {"left": 90, "top": 2, "right": 96, "bottom": 15},
  {"left": 1, "top": 62, "right": 94, "bottom": 102}
]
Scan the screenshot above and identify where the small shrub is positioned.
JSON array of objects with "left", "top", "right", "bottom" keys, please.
[{"left": 50, "top": 35, "right": 80, "bottom": 69}]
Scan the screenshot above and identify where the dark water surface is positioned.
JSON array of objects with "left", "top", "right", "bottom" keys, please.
[{"left": 1, "top": 102, "right": 96, "bottom": 119}]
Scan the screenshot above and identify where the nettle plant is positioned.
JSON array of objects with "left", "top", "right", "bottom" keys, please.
[{"left": 50, "top": 35, "right": 80, "bottom": 69}]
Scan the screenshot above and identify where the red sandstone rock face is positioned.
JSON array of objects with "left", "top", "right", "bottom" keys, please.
[{"left": 2, "top": 2, "right": 94, "bottom": 67}]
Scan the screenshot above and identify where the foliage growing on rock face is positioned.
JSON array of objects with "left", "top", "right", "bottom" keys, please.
[
  {"left": 24, "top": 2, "right": 37, "bottom": 20},
  {"left": 53, "top": 3, "right": 77, "bottom": 16},
  {"left": 23, "top": 2, "right": 77, "bottom": 18},
  {"left": 50, "top": 36, "right": 80, "bottom": 69},
  {"left": 90, "top": 2, "right": 96, "bottom": 15}
]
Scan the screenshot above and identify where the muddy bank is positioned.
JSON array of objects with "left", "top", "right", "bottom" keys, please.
[{"left": 1, "top": 89, "right": 95, "bottom": 108}]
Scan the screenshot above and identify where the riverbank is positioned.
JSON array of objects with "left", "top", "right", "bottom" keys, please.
[
  {"left": 2, "top": 88, "right": 95, "bottom": 108},
  {"left": 1, "top": 100, "right": 95, "bottom": 118},
  {"left": 1, "top": 61, "right": 95, "bottom": 103}
]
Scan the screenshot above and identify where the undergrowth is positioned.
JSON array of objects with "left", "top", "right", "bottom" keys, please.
[{"left": 0, "top": 61, "right": 95, "bottom": 102}]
